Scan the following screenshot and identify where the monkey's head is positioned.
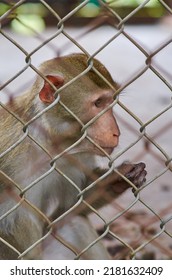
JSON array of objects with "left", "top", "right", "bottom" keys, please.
[{"left": 33, "top": 53, "right": 120, "bottom": 156}]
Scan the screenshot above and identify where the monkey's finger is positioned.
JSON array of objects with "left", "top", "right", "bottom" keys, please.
[
  {"left": 125, "top": 162, "right": 146, "bottom": 180},
  {"left": 132, "top": 169, "right": 147, "bottom": 187}
]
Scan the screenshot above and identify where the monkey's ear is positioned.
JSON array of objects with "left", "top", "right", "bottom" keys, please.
[{"left": 39, "top": 75, "right": 64, "bottom": 103}]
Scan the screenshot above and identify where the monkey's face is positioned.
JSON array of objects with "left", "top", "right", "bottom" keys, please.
[
  {"left": 38, "top": 89, "right": 120, "bottom": 157},
  {"left": 78, "top": 90, "right": 120, "bottom": 156},
  {"left": 37, "top": 54, "right": 120, "bottom": 157}
]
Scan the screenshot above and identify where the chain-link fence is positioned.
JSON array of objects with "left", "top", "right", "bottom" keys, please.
[{"left": 0, "top": 0, "right": 172, "bottom": 260}]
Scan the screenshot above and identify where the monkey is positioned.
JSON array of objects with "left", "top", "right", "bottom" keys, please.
[{"left": 0, "top": 53, "right": 147, "bottom": 260}]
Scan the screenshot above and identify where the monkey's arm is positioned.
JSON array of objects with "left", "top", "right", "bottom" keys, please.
[{"left": 78, "top": 162, "right": 147, "bottom": 215}]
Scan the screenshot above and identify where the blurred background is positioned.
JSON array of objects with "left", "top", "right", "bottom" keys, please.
[{"left": 0, "top": 0, "right": 171, "bottom": 28}]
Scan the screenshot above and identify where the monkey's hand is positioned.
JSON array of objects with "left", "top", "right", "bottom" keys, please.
[
  {"left": 109, "top": 161, "right": 147, "bottom": 195},
  {"left": 78, "top": 162, "right": 147, "bottom": 216}
]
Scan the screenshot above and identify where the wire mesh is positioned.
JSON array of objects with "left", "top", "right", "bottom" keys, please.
[{"left": 0, "top": 0, "right": 172, "bottom": 260}]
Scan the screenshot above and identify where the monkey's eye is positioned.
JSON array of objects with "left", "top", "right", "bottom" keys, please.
[{"left": 94, "top": 98, "right": 103, "bottom": 108}]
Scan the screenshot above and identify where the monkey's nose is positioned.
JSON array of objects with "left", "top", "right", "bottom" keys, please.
[
  {"left": 112, "top": 134, "right": 119, "bottom": 148},
  {"left": 113, "top": 129, "right": 120, "bottom": 138}
]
